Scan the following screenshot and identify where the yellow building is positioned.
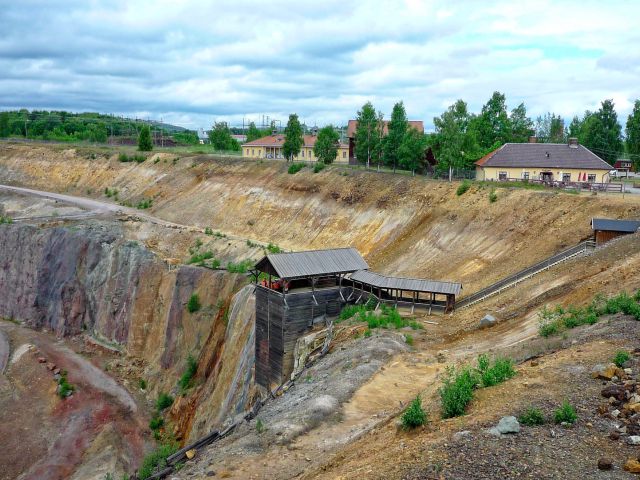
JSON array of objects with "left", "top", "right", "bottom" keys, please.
[
  {"left": 475, "top": 139, "right": 613, "bottom": 184},
  {"left": 242, "top": 134, "right": 349, "bottom": 163}
]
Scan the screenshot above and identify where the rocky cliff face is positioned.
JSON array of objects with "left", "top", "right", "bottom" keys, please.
[{"left": 0, "top": 221, "right": 257, "bottom": 439}]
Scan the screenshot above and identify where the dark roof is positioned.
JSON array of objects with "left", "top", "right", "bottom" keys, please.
[
  {"left": 591, "top": 218, "right": 640, "bottom": 233},
  {"left": 255, "top": 248, "right": 368, "bottom": 279},
  {"left": 242, "top": 134, "right": 347, "bottom": 149},
  {"left": 475, "top": 143, "right": 612, "bottom": 171},
  {"left": 350, "top": 270, "right": 462, "bottom": 296},
  {"left": 346, "top": 120, "right": 424, "bottom": 138}
]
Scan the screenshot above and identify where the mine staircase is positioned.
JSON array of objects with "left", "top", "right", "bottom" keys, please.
[{"left": 456, "top": 239, "right": 596, "bottom": 310}]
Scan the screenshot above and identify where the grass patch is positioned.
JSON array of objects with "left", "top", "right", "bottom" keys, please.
[
  {"left": 204, "top": 227, "right": 213, "bottom": 235},
  {"left": 401, "top": 395, "right": 428, "bottom": 429},
  {"left": 313, "top": 162, "right": 326, "bottom": 173},
  {"left": 0, "top": 215, "right": 13, "bottom": 225},
  {"left": 149, "top": 415, "right": 164, "bottom": 431},
  {"left": 488, "top": 188, "right": 497, "bottom": 203},
  {"left": 554, "top": 401, "right": 577, "bottom": 424},
  {"left": 404, "top": 333, "right": 414, "bottom": 346},
  {"left": 138, "top": 442, "right": 179, "bottom": 480},
  {"left": 256, "top": 418, "right": 266, "bottom": 434},
  {"left": 338, "top": 304, "right": 421, "bottom": 331},
  {"left": 156, "top": 392, "right": 174, "bottom": 411},
  {"left": 227, "top": 259, "right": 253, "bottom": 273},
  {"left": 456, "top": 180, "right": 471, "bottom": 196},
  {"left": 538, "top": 291, "right": 640, "bottom": 337},
  {"left": 519, "top": 407, "right": 545, "bottom": 426},
  {"left": 136, "top": 198, "right": 153, "bottom": 209},
  {"left": 287, "top": 162, "right": 306, "bottom": 174},
  {"left": 266, "top": 243, "right": 282, "bottom": 254},
  {"left": 178, "top": 354, "right": 198, "bottom": 394},
  {"left": 187, "top": 293, "right": 201, "bottom": 313},
  {"left": 139, "top": 378, "right": 147, "bottom": 390},
  {"left": 613, "top": 350, "right": 631, "bottom": 368}
]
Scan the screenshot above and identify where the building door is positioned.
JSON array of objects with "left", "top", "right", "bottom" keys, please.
[{"left": 540, "top": 171, "right": 553, "bottom": 182}]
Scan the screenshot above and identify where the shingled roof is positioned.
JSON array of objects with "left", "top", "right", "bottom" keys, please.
[
  {"left": 475, "top": 143, "right": 612, "bottom": 171},
  {"left": 255, "top": 248, "right": 368, "bottom": 279}
]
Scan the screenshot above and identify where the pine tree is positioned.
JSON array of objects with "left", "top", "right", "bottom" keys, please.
[
  {"left": 138, "top": 125, "right": 153, "bottom": 151},
  {"left": 626, "top": 100, "right": 640, "bottom": 170},
  {"left": 583, "top": 99, "right": 622, "bottom": 164},
  {"left": 384, "top": 101, "right": 408, "bottom": 171},
  {"left": 354, "top": 102, "right": 380, "bottom": 168}
]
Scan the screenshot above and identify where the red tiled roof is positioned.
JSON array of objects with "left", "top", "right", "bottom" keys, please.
[
  {"left": 243, "top": 135, "right": 347, "bottom": 148},
  {"left": 346, "top": 120, "right": 424, "bottom": 138}
]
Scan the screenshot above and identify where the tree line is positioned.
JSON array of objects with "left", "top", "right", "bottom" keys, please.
[{"left": 0, "top": 109, "right": 199, "bottom": 145}]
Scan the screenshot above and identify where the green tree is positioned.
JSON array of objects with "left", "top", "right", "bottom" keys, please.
[
  {"left": 433, "top": 100, "right": 482, "bottom": 170},
  {"left": 283, "top": 114, "right": 303, "bottom": 162},
  {"left": 138, "top": 125, "right": 153, "bottom": 151},
  {"left": 626, "top": 100, "right": 640, "bottom": 169},
  {"left": 567, "top": 115, "right": 583, "bottom": 140},
  {"left": 354, "top": 102, "right": 381, "bottom": 168},
  {"left": 313, "top": 125, "right": 340, "bottom": 164},
  {"left": 246, "top": 122, "right": 263, "bottom": 142},
  {"left": 509, "top": 103, "right": 533, "bottom": 142},
  {"left": 535, "top": 113, "right": 565, "bottom": 143},
  {"left": 0, "top": 112, "right": 9, "bottom": 138},
  {"left": 582, "top": 99, "right": 623, "bottom": 164},
  {"left": 398, "top": 127, "right": 427, "bottom": 173},
  {"left": 384, "top": 101, "right": 408, "bottom": 171},
  {"left": 477, "top": 91, "right": 512, "bottom": 149},
  {"left": 209, "top": 122, "right": 239, "bottom": 151}
]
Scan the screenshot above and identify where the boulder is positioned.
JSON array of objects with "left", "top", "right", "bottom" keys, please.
[
  {"left": 489, "top": 416, "right": 520, "bottom": 435},
  {"left": 597, "top": 458, "right": 613, "bottom": 471},
  {"left": 453, "top": 430, "right": 472, "bottom": 441},
  {"left": 479, "top": 314, "right": 497, "bottom": 329},
  {"left": 185, "top": 449, "right": 196, "bottom": 460},
  {"left": 592, "top": 364, "right": 625, "bottom": 381},
  {"left": 628, "top": 436, "right": 640, "bottom": 445},
  {"left": 602, "top": 385, "right": 626, "bottom": 401}
]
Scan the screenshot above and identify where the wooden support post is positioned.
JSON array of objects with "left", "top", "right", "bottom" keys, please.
[
  {"left": 339, "top": 274, "right": 345, "bottom": 302},
  {"left": 411, "top": 291, "right": 416, "bottom": 314},
  {"left": 311, "top": 276, "right": 319, "bottom": 305},
  {"left": 429, "top": 292, "right": 433, "bottom": 315}
]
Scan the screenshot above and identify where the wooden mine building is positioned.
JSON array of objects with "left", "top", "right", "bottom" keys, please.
[
  {"left": 252, "top": 248, "right": 462, "bottom": 389},
  {"left": 591, "top": 218, "right": 640, "bottom": 246}
]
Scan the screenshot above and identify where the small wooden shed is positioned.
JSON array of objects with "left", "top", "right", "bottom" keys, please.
[{"left": 591, "top": 218, "right": 640, "bottom": 246}]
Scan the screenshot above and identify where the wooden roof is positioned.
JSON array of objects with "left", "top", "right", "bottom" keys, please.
[
  {"left": 255, "top": 248, "right": 368, "bottom": 279},
  {"left": 350, "top": 270, "right": 462, "bottom": 296}
]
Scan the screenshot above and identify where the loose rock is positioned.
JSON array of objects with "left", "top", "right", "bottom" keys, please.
[
  {"left": 489, "top": 416, "right": 520, "bottom": 436},
  {"left": 597, "top": 458, "right": 613, "bottom": 471}
]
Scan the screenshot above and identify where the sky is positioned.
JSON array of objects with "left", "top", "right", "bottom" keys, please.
[{"left": 1, "top": 0, "right": 639, "bottom": 131}]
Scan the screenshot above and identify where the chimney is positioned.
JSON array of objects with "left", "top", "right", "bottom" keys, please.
[
  {"left": 568, "top": 137, "right": 579, "bottom": 148},
  {"left": 312, "top": 126, "right": 318, "bottom": 136},
  {"left": 528, "top": 136, "right": 538, "bottom": 143},
  {"left": 272, "top": 128, "right": 277, "bottom": 136}
]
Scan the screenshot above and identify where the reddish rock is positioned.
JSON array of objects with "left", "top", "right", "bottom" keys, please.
[
  {"left": 53, "top": 368, "right": 60, "bottom": 375},
  {"left": 602, "top": 385, "right": 626, "bottom": 401},
  {"left": 37, "top": 357, "right": 46, "bottom": 363},
  {"left": 624, "top": 458, "right": 640, "bottom": 473},
  {"left": 46, "top": 363, "right": 55, "bottom": 371},
  {"left": 610, "top": 431, "right": 621, "bottom": 440}
]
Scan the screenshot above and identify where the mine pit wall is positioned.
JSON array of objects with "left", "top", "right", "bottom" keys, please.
[{"left": 0, "top": 222, "right": 257, "bottom": 442}]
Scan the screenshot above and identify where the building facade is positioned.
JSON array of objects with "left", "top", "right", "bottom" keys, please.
[
  {"left": 475, "top": 139, "right": 613, "bottom": 183},
  {"left": 242, "top": 134, "right": 349, "bottom": 163}
]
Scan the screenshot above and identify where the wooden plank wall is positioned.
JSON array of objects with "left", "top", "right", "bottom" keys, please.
[{"left": 255, "top": 286, "right": 348, "bottom": 388}]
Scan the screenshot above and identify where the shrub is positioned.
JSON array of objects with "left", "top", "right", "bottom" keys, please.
[
  {"left": 440, "top": 366, "right": 477, "bottom": 418},
  {"left": 0, "top": 215, "right": 13, "bottom": 225},
  {"left": 178, "top": 354, "right": 198, "bottom": 393},
  {"left": 133, "top": 154, "right": 146, "bottom": 163},
  {"left": 227, "top": 259, "right": 253, "bottom": 273},
  {"left": 313, "top": 162, "right": 326, "bottom": 173},
  {"left": 404, "top": 333, "right": 414, "bottom": 346},
  {"left": 288, "top": 162, "right": 306, "bottom": 174},
  {"left": 149, "top": 415, "right": 164, "bottom": 430},
  {"left": 139, "top": 378, "right": 147, "bottom": 390},
  {"left": 401, "top": 395, "right": 428, "bottom": 429},
  {"left": 138, "top": 443, "right": 178, "bottom": 480},
  {"left": 488, "top": 188, "right": 497, "bottom": 203},
  {"left": 456, "top": 180, "right": 471, "bottom": 196},
  {"left": 256, "top": 418, "right": 266, "bottom": 434},
  {"left": 57, "top": 371, "right": 75, "bottom": 399},
  {"left": 266, "top": 243, "right": 282, "bottom": 254},
  {"left": 519, "top": 407, "right": 545, "bottom": 426},
  {"left": 156, "top": 392, "right": 174, "bottom": 411},
  {"left": 476, "top": 354, "right": 516, "bottom": 387},
  {"left": 118, "top": 153, "right": 130, "bottom": 162},
  {"left": 204, "top": 227, "right": 213, "bottom": 235},
  {"left": 136, "top": 198, "right": 152, "bottom": 209},
  {"left": 613, "top": 350, "right": 631, "bottom": 368},
  {"left": 187, "top": 251, "right": 215, "bottom": 265},
  {"left": 187, "top": 293, "right": 201, "bottom": 313},
  {"left": 554, "top": 401, "right": 577, "bottom": 424},
  {"left": 364, "top": 328, "right": 372, "bottom": 338}
]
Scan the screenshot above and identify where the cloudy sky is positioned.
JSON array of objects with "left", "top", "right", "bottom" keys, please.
[{"left": 1, "top": 0, "right": 638, "bottom": 131}]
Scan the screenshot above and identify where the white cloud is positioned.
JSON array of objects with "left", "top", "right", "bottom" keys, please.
[{"left": 0, "top": 0, "right": 638, "bottom": 130}]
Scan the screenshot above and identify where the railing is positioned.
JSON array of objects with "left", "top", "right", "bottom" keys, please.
[
  {"left": 495, "top": 177, "right": 624, "bottom": 193},
  {"left": 457, "top": 240, "right": 596, "bottom": 309}
]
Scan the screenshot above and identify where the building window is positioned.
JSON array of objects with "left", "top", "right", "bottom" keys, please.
[
  {"left": 498, "top": 171, "right": 508, "bottom": 181},
  {"left": 245, "top": 149, "right": 249, "bottom": 156},
  {"left": 588, "top": 174, "right": 596, "bottom": 183},
  {"left": 343, "top": 151, "right": 346, "bottom": 158},
  {"left": 301, "top": 150, "right": 304, "bottom": 158},
  {"left": 522, "top": 172, "right": 529, "bottom": 180},
  {"left": 251, "top": 149, "right": 254, "bottom": 155},
  {"left": 562, "top": 173, "right": 571, "bottom": 182}
]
